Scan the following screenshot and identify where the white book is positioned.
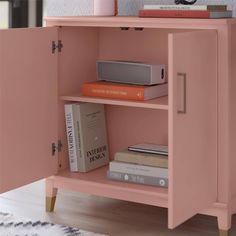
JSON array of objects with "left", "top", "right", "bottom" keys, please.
[
  {"left": 109, "top": 161, "right": 168, "bottom": 178},
  {"left": 143, "top": 4, "right": 227, "bottom": 11},
  {"left": 64, "top": 104, "right": 79, "bottom": 172},
  {"left": 107, "top": 171, "right": 168, "bottom": 187}
]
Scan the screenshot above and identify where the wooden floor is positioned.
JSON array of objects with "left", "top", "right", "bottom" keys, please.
[{"left": 0, "top": 180, "right": 235, "bottom": 236}]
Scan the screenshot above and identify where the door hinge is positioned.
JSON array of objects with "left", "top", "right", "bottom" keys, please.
[
  {"left": 52, "top": 40, "right": 63, "bottom": 54},
  {"left": 52, "top": 140, "right": 63, "bottom": 156}
]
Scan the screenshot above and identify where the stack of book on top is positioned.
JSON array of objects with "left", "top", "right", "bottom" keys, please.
[
  {"left": 107, "top": 143, "right": 168, "bottom": 188},
  {"left": 82, "top": 60, "right": 168, "bottom": 101},
  {"left": 139, "top": 4, "right": 232, "bottom": 19}
]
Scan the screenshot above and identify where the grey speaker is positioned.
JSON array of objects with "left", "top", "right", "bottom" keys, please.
[{"left": 97, "top": 60, "right": 166, "bottom": 85}]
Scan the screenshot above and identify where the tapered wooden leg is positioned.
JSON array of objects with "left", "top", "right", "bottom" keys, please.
[
  {"left": 45, "top": 178, "right": 58, "bottom": 212},
  {"left": 217, "top": 209, "right": 232, "bottom": 236},
  {"left": 46, "top": 196, "right": 57, "bottom": 212},
  {"left": 219, "top": 230, "right": 230, "bottom": 236}
]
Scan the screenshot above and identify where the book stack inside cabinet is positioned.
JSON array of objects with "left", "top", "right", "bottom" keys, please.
[{"left": 107, "top": 144, "right": 168, "bottom": 188}]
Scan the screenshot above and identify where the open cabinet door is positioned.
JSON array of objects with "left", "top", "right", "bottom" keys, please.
[
  {"left": 168, "top": 30, "right": 217, "bottom": 228},
  {"left": 0, "top": 27, "right": 58, "bottom": 193}
]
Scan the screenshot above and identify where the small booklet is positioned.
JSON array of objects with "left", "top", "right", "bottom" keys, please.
[{"left": 128, "top": 143, "right": 168, "bottom": 156}]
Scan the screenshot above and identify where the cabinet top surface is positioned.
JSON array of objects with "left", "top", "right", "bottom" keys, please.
[{"left": 45, "top": 16, "right": 236, "bottom": 29}]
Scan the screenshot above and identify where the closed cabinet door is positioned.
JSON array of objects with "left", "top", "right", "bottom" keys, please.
[
  {"left": 168, "top": 30, "right": 218, "bottom": 228},
  {"left": 0, "top": 27, "right": 58, "bottom": 193}
]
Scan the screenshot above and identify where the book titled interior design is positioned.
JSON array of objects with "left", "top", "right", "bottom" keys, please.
[{"left": 65, "top": 103, "right": 109, "bottom": 172}]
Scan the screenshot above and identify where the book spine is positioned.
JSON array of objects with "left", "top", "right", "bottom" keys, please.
[
  {"left": 128, "top": 147, "right": 168, "bottom": 156},
  {"left": 139, "top": 9, "right": 211, "bottom": 18},
  {"left": 114, "top": 152, "right": 168, "bottom": 168},
  {"left": 107, "top": 171, "right": 168, "bottom": 187},
  {"left": 74, "top": 105, "right": 85, "bottom": 172},
  {"left": 109, "top": 161, "right": 168, "bottom": 178},
  {"left": 143, "top": 5, "right": 227, "bottom": 11},
  {"left": 64, "top": 104, "right": 79, "bottom": 172},
  {"left": 82, "top": 83, "right": 145, "bottom": 101}
]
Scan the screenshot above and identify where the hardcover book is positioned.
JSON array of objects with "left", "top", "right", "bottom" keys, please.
[
  {"left": 64, "top": 104, "right": 79, "bottom": 172},
  {"left": 65, "top": 103, "right": 109, "bottom": 172},
  {"left": 139, "top": 9, "right": 232, "bottom": 19},
  {"left": 143, "top": 5, "right": 227, "bottom": 11},
  {"left": 82, "top": 81, "right": 168, "bottom": 101},
  {"left": 107, "top": 171, "right": 168, "bottom": 187},
  {"left": 109, "top": 161, "right": 168, "bottom": 178},
  {"left": 114, "top": 149, "right": 168, "bottom": 168},
  {"left": 128, "top": 143, "right": 168, "bottom": 156}
]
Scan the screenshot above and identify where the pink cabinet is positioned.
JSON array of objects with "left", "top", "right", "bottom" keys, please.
[{"left": 1, "top": 17, "right": 236, "bottom": 236}]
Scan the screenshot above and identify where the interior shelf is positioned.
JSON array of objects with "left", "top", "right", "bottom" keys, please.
[
  {"left": 61, "top": 94, "right": 168, "bottom": 110},
  {"left": 55, "top": 166, "right": 168, "bottom": 208}
]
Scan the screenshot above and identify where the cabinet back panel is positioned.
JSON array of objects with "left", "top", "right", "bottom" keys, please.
[
  {"left": 105, "top": 106, "right": 168, "bottom": 160},
  {"left": 58, "top": 27, "right": 99, "bottom": 95},
  {"left": 98, "top": 28, "right": 169, "bottom": 66}
]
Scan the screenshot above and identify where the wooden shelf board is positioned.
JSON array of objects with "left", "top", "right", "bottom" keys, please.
[
  {"left": 45, "top": 16, "right": 236, "bottom": 29},
  {"left": 61, "top": 94, "right": 168, "bottom": 110},
  {"left": 54, "top": 166, "right": 168, "bottom": 208}
]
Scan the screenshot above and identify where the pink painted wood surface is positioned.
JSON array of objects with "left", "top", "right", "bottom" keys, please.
[
  {"left": 98, "top": 27, "right": 169, "bottom": 66},
  {"left": 54, "top": 167, "right": 168, "bottom": 208},
  {"left": 0, "top": 27, "right": 58, "bottom": 193},
  {"left": 216, "top": 26, "right": 231, "bottom": 203},
  {"left": 0, "top": 30, "right": 3, "bottom": 191},
  {"left": 45, "top": 16, "right": 236, "bottom": 29},
  {"left": 168, "top": 30, "right": 217, "bottom": 228},
  {"left": 105, "top": 106, "right": 168, "bottom": 161},
  {"left": 61, "top": 94, "right": 168, "bottom": 110},
  {"left": 229, "top": 24, "right": 236, "bottom": 199}
]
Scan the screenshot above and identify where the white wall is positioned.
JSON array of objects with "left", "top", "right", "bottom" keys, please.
[{"left": 45, "top": 0, "right": 236, "bottom": 17}]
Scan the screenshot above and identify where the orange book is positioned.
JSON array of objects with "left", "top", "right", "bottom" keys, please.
[{"left": 82, "top": 81, "right": 168, "bottom": 101}]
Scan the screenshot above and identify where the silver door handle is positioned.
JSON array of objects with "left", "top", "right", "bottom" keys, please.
[{"left": 177, "top": 73, "right": 187, "bottom": 114}]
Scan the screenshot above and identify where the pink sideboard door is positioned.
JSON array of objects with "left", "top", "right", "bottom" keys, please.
[
  {"left": 0, "top": 27, "right": 59, "bottom": 193},
  {"left": 168, "top": 30, "right": 218, "bottom": 228}
]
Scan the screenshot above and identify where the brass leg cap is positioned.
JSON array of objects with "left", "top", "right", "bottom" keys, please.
[
  {"left": 219, "top": 230, "right": 230, "bottom": 236},
  {"left": 46, "top": 196, "right": 56, "bottom": 212}
]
